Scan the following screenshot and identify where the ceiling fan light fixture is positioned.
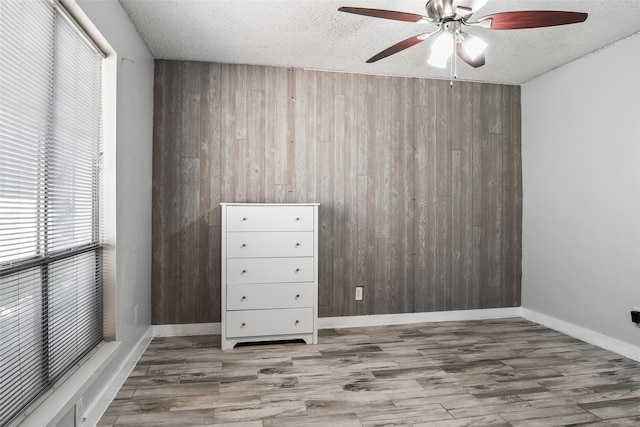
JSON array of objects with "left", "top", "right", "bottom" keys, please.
[
  {"left": 427, "top": 30, "right": 454, "bottom": 68},
  {"left": 461, "top": 33, "right": 488, "bottom": 61}
]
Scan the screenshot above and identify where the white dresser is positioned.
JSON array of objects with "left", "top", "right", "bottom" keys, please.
[{"left": 221, "top": 203, "right": 319, "bottom": 350}]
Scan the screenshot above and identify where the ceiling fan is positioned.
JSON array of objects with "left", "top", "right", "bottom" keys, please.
[{"left": 338, "top": 0, "right": 588, "bottom": 69}]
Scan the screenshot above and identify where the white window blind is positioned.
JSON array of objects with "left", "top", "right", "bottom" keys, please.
[{"left": 0, "top": 0, "right": 103, "bottom": 425}]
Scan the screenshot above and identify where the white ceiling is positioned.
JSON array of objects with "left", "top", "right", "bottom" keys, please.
[{"left": 118, "top": 0, "right": 640, "bottom": 85}]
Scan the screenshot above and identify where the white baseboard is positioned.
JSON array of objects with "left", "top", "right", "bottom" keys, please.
[
  {"left": 318, "top": 307, "right": 521, "bottom": 329},
  {"left": 149, "top": 308, "right": 522, "bottom": 338},
  {"left": 521, "top": 308, "right": 640, "bottom": 363},
  {"left": 153, "top": 322, "right": 221, "bottom": 337},
  {"left": 83, "top": 326, "right": 154, "bottom": 426},
  {"left": 147, "top": 309, "right": 639, "bottom": 364}
]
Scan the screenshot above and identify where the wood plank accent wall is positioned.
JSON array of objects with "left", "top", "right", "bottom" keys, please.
[{"left": 152, "top": 60, "right": 522, "bottom": 324}]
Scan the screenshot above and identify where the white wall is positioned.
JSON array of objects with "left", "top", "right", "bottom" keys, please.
[
  {"left": 77, "top": 0, "right": 154, "bottom": 345},
  {"left": 521, "top": 34, "right": 640, "bottom": 353},
  {"left": 75, "top": 0, "right": 155, "bottom": 423}
]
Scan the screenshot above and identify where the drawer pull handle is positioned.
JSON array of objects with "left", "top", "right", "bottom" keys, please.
[
  {"left": 295, "top": 243, "right": 300, "bottom": 247},
  {"left": 295, "top": 320, "right": 299, "bottom": 325},
  {"left": 241, "top": 244, "right": 247, "bottom": 248},
  {"left": 295, "top": 217, "right": 301, "bottom": 221},
  {"left": 295, "top": 294, "right": 300, "bottom": 299},
  {"left": 241, "top": 269, "right": 247, "bottom": 274},
  {"left": 241, "top": 217, "right": 247, "bottom": 222},
  {"left": 241, "top": 322, "right": 246, "bottom": 327},
  {"left": 241, "top": 296, "right": 246, "bottom": 301},
  {"left": 295, "top": 268, "right": 300, "bottom": 273}
]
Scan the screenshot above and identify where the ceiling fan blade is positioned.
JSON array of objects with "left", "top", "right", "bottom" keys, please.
[
  {"left": 338, "top": 7, "right": 431, "bottom": 23},
  {"left": 456, "top": 43, "right": 485, "bottom": 68},
  {"left": 366, "top": 33, "right": 432, "bottom": 63},
  {"left": 477, "top": 10, "right": 588, "bottom": 30}
]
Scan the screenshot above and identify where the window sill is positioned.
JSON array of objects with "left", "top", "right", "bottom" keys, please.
[{"left": 15, "top": 341, "right": 120, "bottom": 427}]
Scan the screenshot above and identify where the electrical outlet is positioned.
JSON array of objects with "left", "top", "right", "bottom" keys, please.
[
  {"left": 355, "top": 287, "right": 363, "bottom": 301},
  {"left": 74, "top": 397, "right": 83, "bottom": 427}
]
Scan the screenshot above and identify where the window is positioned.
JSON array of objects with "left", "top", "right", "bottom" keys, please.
[{"left": 0, "top": 0, "right": 103, "bottom": 424}]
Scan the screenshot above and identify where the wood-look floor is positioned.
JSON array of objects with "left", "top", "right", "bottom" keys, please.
[{"left": 98, "top": 319, "right": 640, "bottom": 426}]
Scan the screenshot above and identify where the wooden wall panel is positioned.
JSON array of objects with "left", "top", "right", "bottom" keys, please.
[{"left": 152, "top": 60, "right": 522, "bottom": 324}]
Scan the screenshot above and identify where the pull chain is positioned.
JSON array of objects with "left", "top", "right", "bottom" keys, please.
[
  {"left": 450, "top": 43, "right": 458, "bottom": 87},
  {"left": 450, "top": 54, "right": 453, "bottom": 86},
  {"left": 455, "top": 47, "right": 458, "bottom": 80}
]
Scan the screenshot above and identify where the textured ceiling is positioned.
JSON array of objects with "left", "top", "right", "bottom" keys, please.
[{"left": 118, "top": 0, "right": 640, "bottom": 85}]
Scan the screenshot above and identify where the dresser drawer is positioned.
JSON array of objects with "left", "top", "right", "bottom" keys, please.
[
  {"left": 226, "top": 308, "right": 313, "bottom": 338},
  {"left": 227, "top": 283, "right": 314, "bottom": 310},
  {"left": 226, "top": 205, "right": 314, "bottom": 232},
  {"left": 227, "top": 257, "right": 314, "bottom": 284},
  {"left": 226, "top": 231, "right": 314, "bottom": 258}
]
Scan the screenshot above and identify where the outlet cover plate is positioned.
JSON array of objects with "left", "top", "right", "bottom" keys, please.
[{"left": 355, "top": 287, "right": 363, "bottom": 301}]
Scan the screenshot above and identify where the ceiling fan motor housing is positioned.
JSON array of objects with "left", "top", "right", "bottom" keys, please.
[{"left": 426, "top": 0, "right": 456, "bottom": 21}]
